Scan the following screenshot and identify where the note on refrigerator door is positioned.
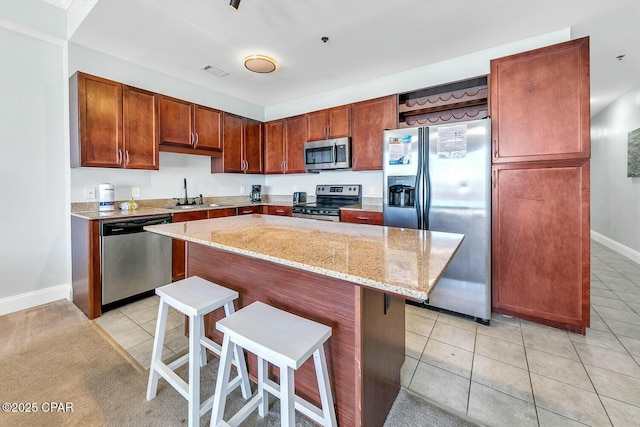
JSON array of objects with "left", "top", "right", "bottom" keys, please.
[
  {"left": 437, "top": 124, "right": 467, "bottom": 159},
  {"left": 388, "top": 134, "right": 412, "bottom": 165}
]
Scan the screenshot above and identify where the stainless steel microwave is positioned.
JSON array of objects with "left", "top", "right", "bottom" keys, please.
[{"left": 304, "top": 137, "right": 351, "bottom": 171}]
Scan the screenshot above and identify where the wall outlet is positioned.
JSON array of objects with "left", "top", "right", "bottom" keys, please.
[
  {"left": 131, "top": 186, "right": 141, "bottom": 198},
  {"left": 240, "top": 185, "right": 245, "bottom": 194},
  {"left": 84, "top": 187, "right": 95, "bottom": 199}
]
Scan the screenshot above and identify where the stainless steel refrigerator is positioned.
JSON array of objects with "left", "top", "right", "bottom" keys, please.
[{"left": 383, "top": 118, "right": 491, "bottom": 323}]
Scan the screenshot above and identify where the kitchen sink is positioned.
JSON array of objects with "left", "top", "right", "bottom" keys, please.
[{"left": 163, "top": 205, "right": 201, "bottom": 210}]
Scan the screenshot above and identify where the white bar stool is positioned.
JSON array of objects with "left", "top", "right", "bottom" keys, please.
[
  {"left": 210, "top": 301, "right": 337, "bottom": 427},
  {"left": 146, "top": 276, "right": 251, "bottom": 427}
]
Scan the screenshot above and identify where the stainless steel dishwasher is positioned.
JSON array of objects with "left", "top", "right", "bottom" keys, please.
[{"left": 100, "top": 215, "right": 172, "bottom": 309}]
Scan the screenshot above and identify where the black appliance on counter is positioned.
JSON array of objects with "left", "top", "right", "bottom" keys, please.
[
  {"left": 292, "top": 184, "right": 361, "bottom": 222},
  {"left": 250, "top": 185, "right": 262, "bottom": 202}
]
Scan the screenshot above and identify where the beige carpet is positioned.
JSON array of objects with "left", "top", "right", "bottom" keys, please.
[{"left": 0, "top": 300, "right": 478, "bottom": 426}]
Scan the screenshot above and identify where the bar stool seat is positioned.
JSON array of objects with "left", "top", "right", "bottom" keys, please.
[
  {"left": 146, "top": 276, "right": 251, "bottom": 427},
  {"left": 210, "top": 301, "right": 337, "bottom": 427}
]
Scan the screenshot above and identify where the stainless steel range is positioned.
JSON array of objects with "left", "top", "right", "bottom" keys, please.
[{"left": 292, "top": 184, "right": 362, "bottom": 222}]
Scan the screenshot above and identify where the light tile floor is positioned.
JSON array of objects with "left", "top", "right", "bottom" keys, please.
[
  {"left": 99, "top": 240, "right": 640, "bottom": 426},
  {"left": 94, "top": 294, "right": 188, "bottom": 369}
]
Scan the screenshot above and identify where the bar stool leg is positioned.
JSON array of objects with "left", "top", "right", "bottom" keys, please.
[
  {"left": 314, "top": 346, "right": 337, "bottom": 427},
  {"left": 257, "top": 356, "right": 268, "bottom": 417},
  {"left": 187, "top": 313, "right": 202, "bottom": 427},
  {"left": 146, "top": 299, "right": 169, "bottom": 400},
  {"left": 223, "top": 301, "right": 252, "bottom": 400},
  {"left": 210, "top": 334, "right": 234, "bottom": 426},
  {"left": 200, "top": 315, "right": 208, "bottom": 367},
  {"left": 280, "top": 365, "right": 295, "bottom": 427}
]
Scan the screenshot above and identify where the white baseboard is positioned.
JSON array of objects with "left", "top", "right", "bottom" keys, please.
[
  {"left": 0, "top": 284, "right": 72, "bottom": 316},
  {"left": 591, "top": 231, "right": 640, "bottom": 264}
]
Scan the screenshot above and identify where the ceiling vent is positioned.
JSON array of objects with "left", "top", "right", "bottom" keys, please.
[{"left": 200, "top": 64, "right": 230, "bottom": 77}]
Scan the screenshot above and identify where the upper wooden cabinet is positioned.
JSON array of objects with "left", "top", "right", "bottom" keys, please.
[
  {"left": 158, "top": 95, "right": 222, "bottom": 154},
  {"left": 70, "top": 72, "right": 159, "bottom": 169},
  {"left": 351, "top": 95, "right": 397, "bottom": 171},
  {"left": 490, "top": 37, "right": 590, "bottom": 163},
  {"left": 211, "top": 113, "right": 263, "bottom": 173},
  {"left": 264, "top": 116, "right": 307, "bottom": 174},
  {"left": 264, "top": 120, "right": 285, "bottom": 174},
  {"left": 306, "top": 105, "right": 351, "bottom": 141}
]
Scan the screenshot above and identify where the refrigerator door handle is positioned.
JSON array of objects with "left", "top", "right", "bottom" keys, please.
[
  {"left": 415, "top": 128, "right": 425, "bottom": 229},
  {"left": 424, "top": 128, "right": 431, "bottom": 230}
]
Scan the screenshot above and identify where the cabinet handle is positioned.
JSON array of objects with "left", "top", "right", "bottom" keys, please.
[
  {"left": 194, "top": 133, "right": 199, "bottom": 148},
  {"left": 275, "top": 209, "right": 285, "bottom": 213},
  {"left": 357, "top": 216, "right": 370, "bottom": 220},
  {"left": 190, "top": 132, "right": 195, "bottom": 146},
  {"left": 325, "top": 125, "right": 329, "bottom": 138},
  {"left": 493, "top": 139, "right": 497, "bottom": 157},
  {"left": 241, "top": 209, "right": 252, "bottom": 214},
  {"left": 118, "top": 149, "right": 123, "bottom": 165},
  {"left": 492, "top": 170, "right": 496, "bottom": 189},
  {"left": 125, "top": 150, "right": 130, "bottom": 165}
]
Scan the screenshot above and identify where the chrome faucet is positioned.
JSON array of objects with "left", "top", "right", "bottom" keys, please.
[{"left": 182, "top": 178, "right": 189, "bottom": 205}]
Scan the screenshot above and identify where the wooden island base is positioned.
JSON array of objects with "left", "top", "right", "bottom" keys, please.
[{"left": 187, "top": 242, "right": 406, "bottom": 427}]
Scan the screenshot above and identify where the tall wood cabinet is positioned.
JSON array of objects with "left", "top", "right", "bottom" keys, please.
[
  {"left": 490, "top": 37, "right": 591, "bottom": 333},
  {"left": 70, "top": 72, "right": 159, "bottom": 169},
  {"left": 351, "top": 95, "right": 397, "bottom": 171}
]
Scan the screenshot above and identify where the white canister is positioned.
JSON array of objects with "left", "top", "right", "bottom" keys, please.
[{"left": 98, "top": 183, "right": 115, "bottom": 212}]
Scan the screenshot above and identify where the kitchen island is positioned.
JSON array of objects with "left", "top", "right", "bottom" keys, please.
[{"left": 146, "top": 214, "right": 463, "bottom": 426}]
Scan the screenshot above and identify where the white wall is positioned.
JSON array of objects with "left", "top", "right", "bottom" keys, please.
[
  {"left": 0, "top": 7, "right": 70, "bottom": 309},
  {"left": 591, "top": 82, "right": 640, "bottom": 261}
]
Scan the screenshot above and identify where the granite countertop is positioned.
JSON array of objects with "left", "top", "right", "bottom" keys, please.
[
  {"left": 145, "top": 214, "right": 463, "bottom": 301},
  {"left": 70, "top": 200, "right": 292, "bottom": 221},
  {"left": 340, "top": 203, "right": 383, "bottom": 213}
]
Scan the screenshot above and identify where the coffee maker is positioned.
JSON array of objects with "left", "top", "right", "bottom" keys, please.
[{"left": 250, "top": 185, "right": 262, "bottom": 202}]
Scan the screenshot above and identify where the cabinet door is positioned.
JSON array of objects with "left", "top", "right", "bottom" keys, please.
[
  {"left": 123, "top": 86, "right": 159, "bottom": 170},
  {"left": 194, "top": 105, "right": 222, "bottom": 151},
  {"left": 351, "top": 95, "right": 397, "bottom": 171},
  {"left": 223, "top": 113, "right": 245, "bottom": 173},
  {"left": 244, "top": 119, "right": 263, "bottom": 174},
  {"left": 490, "top": 37, "right": 590, "bottom": 163},
  {"left": 340, "top": 210, "right": 383, "bottom": 225},
  {"left": 307, "top": 110, "right": 328, "bottom": 141},
  {"left": 158, "top": 95, "right": 193, "bottom": 147},
  {"left": 171, "top": 210, "right": 209, "bottom": 281},
  {"left": 492, "top": 160, "right": 590, "bottom": 331},
  {"left": 208, "top": 208, "right": 236, "bottom": 218},
  {"left": 264, "top": 120, "right": 285, "bottom": 174},
  {"left": 284, "top": 115, "right": 307, "bottom": 173},
  {"left": 328, "top": 105, "right": 351, "bottom": 138},
  {"left": 76, "top": 73, "right": 123, "bottom": 168}
]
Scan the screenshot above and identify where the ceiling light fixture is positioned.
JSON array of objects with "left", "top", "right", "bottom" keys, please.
[
  {"left": 229, "top": 0, "right": 241, "bottom": 10},
  {"left": 244, "top": 54, "right": 278, "bottom": 73}
]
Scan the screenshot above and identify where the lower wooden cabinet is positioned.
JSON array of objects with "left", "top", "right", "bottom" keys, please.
[
  {"left": 171, "top": 210, "right": 208, "bottom": 281},
  {"left": 208, "top": 207, "right": 237, "bottom": 218},
  {"left": 492, "top": 160, "right": 590, "bottom": 333},
  {"left": 341, "top": 210, "right": 383, "bottom": 225},
  {"left": 237, "top": 205, "right": 263, "bottom": 215},
  {"left": 265, "top": 205, "right": 292, "bottom": 216}
]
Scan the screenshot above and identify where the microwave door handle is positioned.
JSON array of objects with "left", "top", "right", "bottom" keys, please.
[{"left": 332, "top": 142, "right": 337, "bottom": 165}]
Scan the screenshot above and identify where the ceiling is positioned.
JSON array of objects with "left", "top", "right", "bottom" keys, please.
[{"left": 61, "top": 0, "right": 640, "bottom": 116}]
